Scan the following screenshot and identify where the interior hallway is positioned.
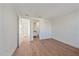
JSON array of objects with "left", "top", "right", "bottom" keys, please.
[{"left": 13, "top": 38, "right": 79, "bottom": 56}]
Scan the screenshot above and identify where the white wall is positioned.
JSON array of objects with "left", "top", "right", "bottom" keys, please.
[
  {"left": 0, "top": 5, "right": 17, "bottom": 56},
  {"left": 39, "top": 19, "right": 53, "bottom": 39},
  {"left": 51, "top": 10, "right": 79, "bottom": 48}
]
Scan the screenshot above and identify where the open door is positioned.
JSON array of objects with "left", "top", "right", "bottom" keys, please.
[
  {"left": 19, "top": 17, "right": 30, "bottom": 45},
  {"left": 18, "top": 16, "right": 31, "bottom": 55}
]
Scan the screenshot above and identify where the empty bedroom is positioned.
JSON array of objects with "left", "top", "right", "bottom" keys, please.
[{"left": 0, "top": 3, "right": 79, "bottom": 56}]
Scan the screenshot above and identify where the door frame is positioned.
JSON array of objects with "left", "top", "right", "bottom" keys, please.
[{"left": 17, "top": 16, "right": 19, "bottom": 48}]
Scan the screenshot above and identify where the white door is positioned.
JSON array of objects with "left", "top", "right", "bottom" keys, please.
[{"left": 19, "top": 17, "right": 30, "bottom": 46}]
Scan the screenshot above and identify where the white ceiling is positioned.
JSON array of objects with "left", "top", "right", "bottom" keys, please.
[{"left": 1, "top": 3, "right": 79, "bottom": 19}]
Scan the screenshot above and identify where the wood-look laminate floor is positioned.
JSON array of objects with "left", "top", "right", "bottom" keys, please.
[{"left": 13, "top": 38, "right": 79, "bottom": 56}]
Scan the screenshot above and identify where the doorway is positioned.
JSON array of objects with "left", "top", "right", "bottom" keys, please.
[{"left": 33, "top": 19, "right": 40, "bottom": 39}]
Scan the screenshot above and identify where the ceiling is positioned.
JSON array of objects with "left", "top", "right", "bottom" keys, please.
[{"left": 1, "top": 3, "right": 79, "bottom": 19}]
